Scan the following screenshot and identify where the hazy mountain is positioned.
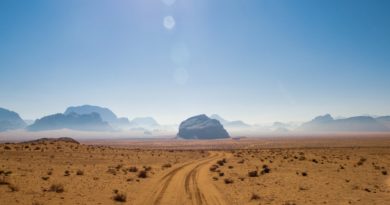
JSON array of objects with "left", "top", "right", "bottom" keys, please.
[
  {"left": 272, "top": 122, "right": 291, "bottom": 132},
  {"left": 376, "top": 116, "right": 390, "bottom": 128},
  {"left": 27, "top": 112, "right": 112, "bottom": 131},
  {"left": 64, "top": 105, "right": 130, "bottom": 129},
  {"left": 177, "top": 114, "right": 230, "bottom": 139},
  {"left": 129, "top": 117, "right": 159, "bottom": 128},
  {"left": 210, "top": 114, "right": 250, "bottom": 128},
  {"left": 65, "top": 105, "right": 118, "bottom": 123},
  {"left": 298, "top": 114, "right": 389, "bottom": 132},
  {"left": 0, "top": 108, "right": 27, "bottom": 132}
]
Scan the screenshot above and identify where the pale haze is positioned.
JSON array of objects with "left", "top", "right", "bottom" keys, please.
[{"left": 1, "top": 0, "right": 389, "bottom": 124}]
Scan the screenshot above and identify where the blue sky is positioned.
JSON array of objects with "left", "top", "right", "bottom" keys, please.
[{"left": 0, "top": 0, "right": 389, "bottom": 124}]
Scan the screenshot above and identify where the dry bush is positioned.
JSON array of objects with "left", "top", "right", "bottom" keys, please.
[
  {"left": 261, "top": 165, "right": 271, "bottom": 174},
  {"left": 382, "top": 170, "right": 388, "bottom": 175},
  {"left": 76, "top": 170, "right": 84, "bottom": 176},
  {"left": 41, "top": 176, "right": 49, "bottom": 181},
  {"left": 64, "top": 170, "right": 70, "bottom": 176},
  {"left": 301, "top": 171, "right": 308, "bottom": 176},
  {"left": 162, "top": 163, "right": 172, "bottom": 169},
  {"left": 49, "top": 184, "right": 64, "bottom": 193},
  {"left": 128, "top": 166, "right": 138, "bottom": 172},
  {"left": 138, "top": 170, "right": 147, "bottom": 178},
  {"left": 224, "top": 178, "right": 233, "bottom": 184},
  {"left": 250, "top": 193, "right": 261, "bottom": 201},
  {"left": 357, "top": 157, "right": 367, "bottom": 166},
  {"left": 143, "top": 166, "right": 152, "bottom": 171},
  {"left": 209, "top": 165, "right": 219, "bottom": 172},
  {"left": 248, "top": 170, "right": 258, "bottom": 177},
  {"left": 113, "top": 192, "right": 127, "bottom": 202}
]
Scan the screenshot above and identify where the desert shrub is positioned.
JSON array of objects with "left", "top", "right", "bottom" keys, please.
[
  {"left": 357, "top": 157, "right": 367, "bottom": 166},
  {"left": 237, "top": 159, "right": 245, "bottom": 164},
  {"left": 250, "top": 193, "right": 261, "bottom": 201},
  {"left": 138, "top": 170, "right": 147, "bottom": 178},
  {"left": 261, "top": 165, "right": 271, "bottom": 174},
  {"left": 64, "top": 170, "right": 70, "bottom": 176},
  {"left": 41, "top": 176, "right": 49, "bottom": 181},
  {"left": 248, "top": 170, "right": 258, "bottom": 177},
  {"left": 209, "top": 165, "right": 219, "bottom": 172},
  {"left": 49, "top": 184, "right": 64, "bottom": 193},
  {"left": 212, "top": 176, "right": 219, "bottom": 181},
  {"left": 217, "top": 159, "right": 226, "bottom": 166},
  {"left": 382, "top": 170, "right": 388, "bottom": 175},
  {"left": 219, "top": 172, "right": 224, "bottom": 177},
  {"left": 128, "top": 166, "right": 138, "bottom": 172},
  {"left": 224, "top": 178, "right": 233, "bottom": 184},
  {"left": 113, "top": 192, "right": 127, "bottom": 202},
  {"left": 76, "top": 170, "right": 84, "bottom": 176},
  {"left": 162, "top": 163, "right": 172, "bottom": 169},
  {"left": 301, "top": 172, "right": 308, "bottom": 176},
  {"left": 143, "top": 166, "right": 152, "bottom": 171},
  {"left": 4, "top": 146, "right": 11, "bottom": 150},
  {"left": 228, "top": 165, "right": 234, "bottom": 169}
]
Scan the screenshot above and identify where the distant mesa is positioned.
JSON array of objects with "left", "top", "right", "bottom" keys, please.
[
  {"left": 0, "top": 107, "right": 27, "bottom": 132},
  {"left": 298, "top": 114, "right": 389, "bottom": 132},
  {"left": 27, "top": 112, "right": 112, "bottom": 131},
  {"left": 177, "top": 114, "right": 230, "bottom": 139},
  {"left": 129, "top": 117, "right": 159, "bottom": 128},
  {"left": 210, "top": 114, "right": 250, "bottom": 128}
]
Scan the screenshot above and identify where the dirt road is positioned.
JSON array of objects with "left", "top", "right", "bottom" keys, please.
[{"left": 135, "top": 152, "right": 227, "bottom": 205}]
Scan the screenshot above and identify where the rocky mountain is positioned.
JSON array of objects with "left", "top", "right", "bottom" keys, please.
[
  {"left": 210, "top": 114, "right": 250, "bottom": 128},
  {"left": 27, "top": 112, "right": 112, "bottom": 131},
  {"left": 0, "top": 108, "right": 27, "bottom": 132},
  {"left": 177, "top": 114, "right": 230, "bottom": 139},
  {"left": 298, "top": 114, "right": 389, "bottom": 132},
  {"left": 65, "top": 105, "right": 118, "bottom": 122},
  {"left": 64, "top": 105, "right": 130, "bottom": 129}
]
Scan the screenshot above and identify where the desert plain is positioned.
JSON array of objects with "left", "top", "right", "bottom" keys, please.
[{"left": 1, "top": 134, "right": 390, "bottom": 205}]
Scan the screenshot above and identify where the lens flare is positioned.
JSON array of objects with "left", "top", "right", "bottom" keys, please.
[{"left": 163, "top": 16, "right": 175, "bottom": 30}]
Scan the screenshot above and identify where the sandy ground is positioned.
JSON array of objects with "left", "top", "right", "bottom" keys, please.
[{"left": 1, "top": 136, "right": 390, "bottom": 205}]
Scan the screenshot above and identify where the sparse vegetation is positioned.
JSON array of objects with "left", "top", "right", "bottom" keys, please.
[
  {"left": 49, "top": 184, "right": 64, "bottom": 193},
  {"left": 128, "top": 166, "right": 138, "bottom": 172},
  {"left": 113, "top": 192, "right": 127, "bottom": 202},
  {"left": 138, "top": 170, "right": 147, "bottom": 178},
  {"left": 224, "top": 178, "right": 234, "bottom": 184},
  {"left": 76, "top": 170, "right": 84, "bottom": 176},
  {"left": 248, "top": 170, "right": 258, "bottom": 177},
  {"left": 250, "top": 193, "right": 261, "bottom": 201},
  {"left": 162, "top": 163, "right": 172, "bottom": 168}
]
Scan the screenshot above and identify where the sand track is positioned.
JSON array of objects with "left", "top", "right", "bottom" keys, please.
[{"left": 136, "top": 152, "right": 227, "bottom": 205}]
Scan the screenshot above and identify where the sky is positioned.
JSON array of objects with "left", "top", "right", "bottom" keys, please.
[{"left": 0, "top": 0, "right": 390, "bottom": 124}]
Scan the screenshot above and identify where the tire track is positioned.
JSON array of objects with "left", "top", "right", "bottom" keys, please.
[{"left": 137, "top": 152, "right": 226, "bottom": 205}]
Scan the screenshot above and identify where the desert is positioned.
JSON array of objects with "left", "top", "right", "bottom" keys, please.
[{"left": 1, "top": 135, "right": 390, "bottom": 205}]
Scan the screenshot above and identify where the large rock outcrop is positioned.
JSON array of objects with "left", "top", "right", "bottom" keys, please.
[
  {"left": 27, "top": 112, "right": 112, "bottom": 131},
  {"left": 0, "top": 108, "right": 27, "bottom": 132},
  {"left": 177, "top": 114, "right": 230, "bottom": 139}
]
